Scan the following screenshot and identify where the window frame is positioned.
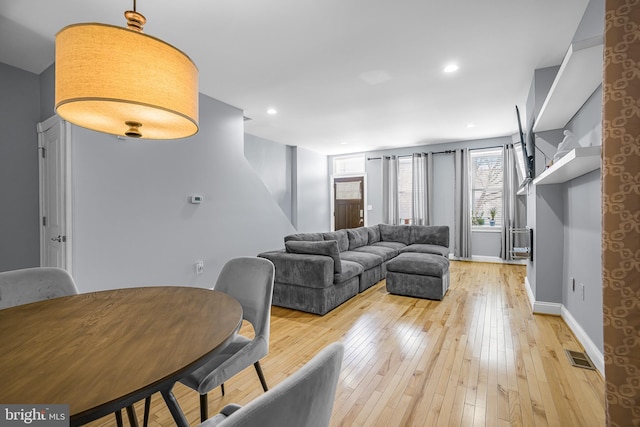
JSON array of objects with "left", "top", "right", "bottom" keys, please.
[
  {"left": 333, "top": 154, "right": 365, "bottom": 176},
  {"left": 470, "top": 147, "right": 503, "bottom": 230}
]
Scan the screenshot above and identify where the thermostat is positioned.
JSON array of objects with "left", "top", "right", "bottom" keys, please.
[{"left": 190, "top": 195, "right": 203, "bottom": 204}]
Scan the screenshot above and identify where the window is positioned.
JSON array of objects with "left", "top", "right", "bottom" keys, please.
[
  {"left": 333, "top": 155, "right": 365, "bottom": 175},
  {"left": 470, "top": 148, "right": 503, "bottom": 227},
  {"left": 398, "top": 157, "right": 412, "bottom": 223}
]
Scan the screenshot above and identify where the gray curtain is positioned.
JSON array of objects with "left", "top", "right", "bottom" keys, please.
[
  {"left": 412, "top": 152, "right": 434, "bottom": 225},
  {"left": 454, "top": 148, "right": 471, "bottom": 258},
  {"left": 381, "top": 155, "right": 399, "bottom": 225},
  {"left": 501, "top": 144, "right": 520, "bottom": 260}
]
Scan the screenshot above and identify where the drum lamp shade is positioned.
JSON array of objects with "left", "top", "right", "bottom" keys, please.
[{"left": 55, "top": 23, "right": 199, "bottom": 139}]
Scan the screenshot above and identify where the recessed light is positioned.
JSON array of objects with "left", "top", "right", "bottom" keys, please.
[
  {"left": 266, "top": 108, "right": 277, "bottom": 115},
  {"left": 443, "top": 64, "right": 459, "bottom": 73},
  {"left": 466, "top": 123, "right": 476, "bottom": 128}
]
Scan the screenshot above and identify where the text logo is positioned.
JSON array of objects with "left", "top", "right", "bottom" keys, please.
[{"left": 1, "top": 405, "right": 68, "bottom": 427}]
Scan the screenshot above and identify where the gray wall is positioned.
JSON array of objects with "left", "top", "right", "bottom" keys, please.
[
  {"left": 244, "top": 133, "right": 294, "bottom": 223},
  {"left": 1, "top": 60, "right": 329, "bottom": 289},
  {"left": 525, "top": 81, "right": 603, "bottom": 353},
  {"left": 331, "top": 136, "right": 511, "bottom": 257},
  {"left": 562, "top": 85, "right": 603, "bottom": 352},
  {"left": 243, "top": 134, "right": 330, "bottom": 233},
  {"left": 70, "top": 93, "right": 297, "bottom": 293},
  {"left": 532, "top": 184, "right": 565, "bottom": 303},
  {"left": 39, "top": 63, "right": 55, "bottom": 121},
  {"left": 0, "top": 62, "right": 41, "bottom": 271},
  {"left": 294, "top": 147, "right": 331, "bottom": 232}
]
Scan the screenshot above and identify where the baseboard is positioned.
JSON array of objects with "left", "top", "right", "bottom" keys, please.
[
  {"left": 533, "top": 301, "right": 563, "bottom": 315},
  {"left": 448, "top": 255, "right": 527, "bottom": 265},
  {"left": 561, "top": 306, "right": 605, "bottom": 375},
  {"left": 524, "top": 276, "right": 535, "bottom": 311},
  {"left": 523, "top": 277, "right": 604, "bottom": 376}
]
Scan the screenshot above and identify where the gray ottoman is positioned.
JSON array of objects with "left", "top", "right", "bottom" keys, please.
[{"left": 385, "top": 252, "right": 450, "bottom": 300}]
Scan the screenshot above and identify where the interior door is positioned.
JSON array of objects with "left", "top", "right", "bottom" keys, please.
[
  {"left": 334, "top": 177, "right": 364, "bottom": 230},
  {"left": 38, "top": 117, "right": 70, "bottom": 270}
]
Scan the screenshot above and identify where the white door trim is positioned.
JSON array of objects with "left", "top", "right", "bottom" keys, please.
[{"left": 37, "top": 115, "right": 73, "bottom": 272}]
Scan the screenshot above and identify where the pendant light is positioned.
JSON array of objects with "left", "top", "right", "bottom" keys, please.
[{"left": 55, "top": 1, "right": 198, "bottom": 139}]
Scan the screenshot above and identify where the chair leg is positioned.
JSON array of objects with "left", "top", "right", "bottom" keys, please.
[
  {"left": 200, "top": 393, "right": 208, "bottom": 423},
  {"left": 220, "top": 383, "right": 225, "bottom": 396},
  {"left": 126, "top": 405, "right": 139, "bottom": 427},
  {"left": 115, "top": 410, "right": 123, "bottom": 427},
  {"left": 143, "top": 396, "right": 151, "bottom": 427},
  {"left": 254, "top": 361, "right": 269, "bottom": 392}
]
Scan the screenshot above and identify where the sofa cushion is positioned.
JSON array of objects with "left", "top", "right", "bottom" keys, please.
[
  {"left": 353, "top": 245, "right": 398, "bottom": 262},
  {"left": 335, "top": 260, "right": 364, "bottom": 284},
  {"left": 386, "top": 252, "right": 449, "bottom": 277},
  {"left": 371, "top": 241, "right": 407, "bottom": 251},
  {"left": 285, "top": 240, "right": 342, "bottom": 274},
  {"left": 347, "top": 227, "right": 369, "bottom": 250},
  {"left": 401, "top": 244, "right": 449, "bottom": 257},
  {"left": 365, "top": 225, "right": 381, "bottom": 244},
  {"left": 379, "top": 224, "right": 411, "bottom": 245},
  {"left": 409, "top": 225, "right": 450, "bottom": 248},
  {"left": 322, "top": 230, "right": 349, "bottom": 252},
  {"left": 340, "top": 250, "right": 383, "bottom": 270},
  {"left": 284, "top": 232, "right": 325, "bottom": 243}
]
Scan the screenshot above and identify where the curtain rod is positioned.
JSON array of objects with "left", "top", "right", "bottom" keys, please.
[{"left": 366, "top": 144, "right": 506, "bottom": 160}]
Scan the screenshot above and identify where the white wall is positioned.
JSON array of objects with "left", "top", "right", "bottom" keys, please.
[{"left": 70, "top": 93, "right": 297, "bottom": 293}]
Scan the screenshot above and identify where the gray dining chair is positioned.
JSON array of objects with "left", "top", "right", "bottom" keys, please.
[
  {"left": 198, "top": 341, "right": 344, "bottom": 427},
  {"left": 0, "top": 267, "right": 78, "bottom": 309},
  {"left": 145, "top": 256, "right": 275, "bottom": 424}
]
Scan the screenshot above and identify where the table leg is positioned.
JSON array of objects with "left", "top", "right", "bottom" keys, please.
[{"left": 161, "top": 385, "right": 190, "bottom": 427}]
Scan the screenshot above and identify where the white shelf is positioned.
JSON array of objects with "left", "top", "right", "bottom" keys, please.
[
  {"left": 534, "top": 36, "right": 604, "bottom": 132},
  {"left": 533, "top": 146, "right": 601, "bottom": 185}
]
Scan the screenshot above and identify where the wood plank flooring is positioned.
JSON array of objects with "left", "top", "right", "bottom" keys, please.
[{"left": 87, "top": 261, "right": 605, "bottom": 427}]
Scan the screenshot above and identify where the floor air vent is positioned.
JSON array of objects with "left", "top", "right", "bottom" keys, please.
[{"left": 565, "top": 349, "right": 596, "bottom": 370}]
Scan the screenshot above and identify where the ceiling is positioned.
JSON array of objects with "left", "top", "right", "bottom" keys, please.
[{"left": 0, "top": 0, "right": 589, "bottom": 155}]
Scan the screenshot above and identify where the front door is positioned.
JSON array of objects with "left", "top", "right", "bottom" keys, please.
[
  {"left": 334, "top": 177, "right": 364, "bottom": 230},
  {"left": 37, "top": 117, "right": 71, "bottom": 270}
]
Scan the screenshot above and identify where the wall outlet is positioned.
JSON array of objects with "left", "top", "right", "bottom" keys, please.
[
  {"left": 580, "top": 283, "right": 585, "bottom": 301},
  {"left": 195, "top": 260, "right": 204, "bottom": 275}
]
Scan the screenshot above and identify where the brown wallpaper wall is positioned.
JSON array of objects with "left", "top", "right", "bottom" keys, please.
[{"left": 602, "top": 1, "right": 640, "bottom": 426}]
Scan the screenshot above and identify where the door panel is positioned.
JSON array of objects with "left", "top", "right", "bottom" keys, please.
[
  {"left": 38, "top": 118, "right": 68, "bottom": 269},
  {"left": 334, "top": 177, "right": 364, "bottom": 230}
]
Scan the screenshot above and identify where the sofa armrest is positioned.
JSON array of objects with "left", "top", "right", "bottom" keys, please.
[{"left": 258, "top": 250, "right": 334, "bottom": 289}]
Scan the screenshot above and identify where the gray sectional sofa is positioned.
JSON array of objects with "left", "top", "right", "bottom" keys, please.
[{"left": 258, "top": 224, "right": 449, "bottom": 315}]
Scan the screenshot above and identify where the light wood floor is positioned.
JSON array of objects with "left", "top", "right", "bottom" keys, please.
[{"left": 88, "top": 261, "right": 605, "bottom": 427}]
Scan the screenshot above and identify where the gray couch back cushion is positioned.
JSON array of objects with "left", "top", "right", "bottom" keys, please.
[
  {"left": 410, "top": 225, "right": 450, "bottom": 247},
  {"left": 285, "top": 240, "right": 342, "bottom": 274},
  {"left": 346, "top": 227, "right": 369, "bottom": 250},
  {"left": 284, "top": 232, "right": 325, "bottom": 243},
  {"left": 378, "top": 224, "right": 411, "bottom": 245},
  {"left": 322, "top": 230, "right": 349, "bottom": 252},
  {"left": 365, "top": 225, "right": 381, "bottom": 244}
]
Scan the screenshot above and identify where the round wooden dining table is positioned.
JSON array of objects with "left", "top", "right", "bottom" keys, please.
[{"left": 0, "top": 286, "right": 243, "bottom": 426}]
